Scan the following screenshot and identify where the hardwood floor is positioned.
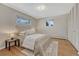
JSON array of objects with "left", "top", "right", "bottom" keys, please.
[
  {"left": 0, "top": 46, "right": 26, "bottom": 56},
  {"left": 55, "top": 39, "right": 78, "bottom": 56},
  {"left": 0, "top": 39, "right": 78, "bottom": 56}
]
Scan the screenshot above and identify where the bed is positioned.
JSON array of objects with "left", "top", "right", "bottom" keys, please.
[
  {"left": 22, "top": 33, "right": 48, "bottom": 50},
  {"left": 21, "top": 28, "right": 58, "bottom": 56},
  {"left": 22, "top": 33, "right": 58, "bottom": 56}
]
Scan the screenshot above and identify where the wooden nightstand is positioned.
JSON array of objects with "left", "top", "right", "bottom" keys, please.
[{"left": 5, "top": 38, "right": 20, "bottom": 50}]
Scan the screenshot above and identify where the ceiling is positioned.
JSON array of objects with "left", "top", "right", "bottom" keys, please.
[{"left": 2, "top": 3, "right": 75, "bottom": 19}]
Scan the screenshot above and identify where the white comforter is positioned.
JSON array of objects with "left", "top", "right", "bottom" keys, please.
[{"left": 22, "top": 33, "right": 47, "bottom": 50}]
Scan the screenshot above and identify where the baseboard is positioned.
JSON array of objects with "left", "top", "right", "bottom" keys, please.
[{"left": 51, "top": 37, "right": 67, "bottom": 40}]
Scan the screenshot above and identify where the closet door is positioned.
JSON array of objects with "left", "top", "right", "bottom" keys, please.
[
  {"left": 72, "top": 4, "right": 77, "bottom": 47},
  {"left": 68, "top": 5, "right": 78, "bottom": 49},
  {"left": 68, "top": 4, "right": 79, "bottom": 52},
  {"left": 75, "top": 4, "right": 79, "bottom": 51},
  {"left": 68, "top": 6, "right": 75, "bottom": 46}
]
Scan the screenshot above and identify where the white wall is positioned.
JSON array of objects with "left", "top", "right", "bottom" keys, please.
[
  {"left": 0, "top": 4, "right": 36, "bottom": 49},
  {"left": 36, "top": 14, "right": 68, "bottom": 39}
]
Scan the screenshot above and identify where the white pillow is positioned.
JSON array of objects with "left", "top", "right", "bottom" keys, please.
[{"left": 25, "top": 28, "right": 36, "bottom": 35}]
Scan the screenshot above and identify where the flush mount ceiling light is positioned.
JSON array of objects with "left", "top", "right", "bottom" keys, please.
[{"left": 36, "top": 5, "right": 46, "bottom": 11}]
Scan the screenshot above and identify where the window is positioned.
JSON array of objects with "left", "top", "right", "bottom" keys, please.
[
  {"left": 46, "top": 19, "right": 54, "bottom": 27},
  {"left": 16, "top": 17, "right": 31, "bottom": 26}
]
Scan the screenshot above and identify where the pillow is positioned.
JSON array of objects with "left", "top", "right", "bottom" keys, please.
[{"left": 25, "top": 28, "right": 36, "bottom": 35}]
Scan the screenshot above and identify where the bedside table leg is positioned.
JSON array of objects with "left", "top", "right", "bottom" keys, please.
[
  {"left": 18, "top": 39, "right": 20, "bottom": 47},
  {"left": 5, "top": 41, "right": 7, "bottom": 48},
  {"left": 9, "top": 42, "right": 10, "bottom": 50},
  {"left": 15, "top": 41, "right": 17, "bottom": 46}
]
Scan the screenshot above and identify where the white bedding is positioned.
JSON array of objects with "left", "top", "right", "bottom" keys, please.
[{"left": 22, "top": 33, "right": 47, "bottom": 50}]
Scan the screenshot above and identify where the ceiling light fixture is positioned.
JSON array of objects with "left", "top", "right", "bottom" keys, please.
[{"left": 36, "top": 5, "right": 46, "bottom": 11}]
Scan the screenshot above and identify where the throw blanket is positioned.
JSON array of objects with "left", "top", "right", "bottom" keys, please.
[{"left": 34, "top": 38, "right": 58, "bottom": 56}]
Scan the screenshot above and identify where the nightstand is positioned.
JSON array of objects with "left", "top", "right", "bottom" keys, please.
[{"left": 5, "top": 38, "right": 20, "bottom": 50}]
